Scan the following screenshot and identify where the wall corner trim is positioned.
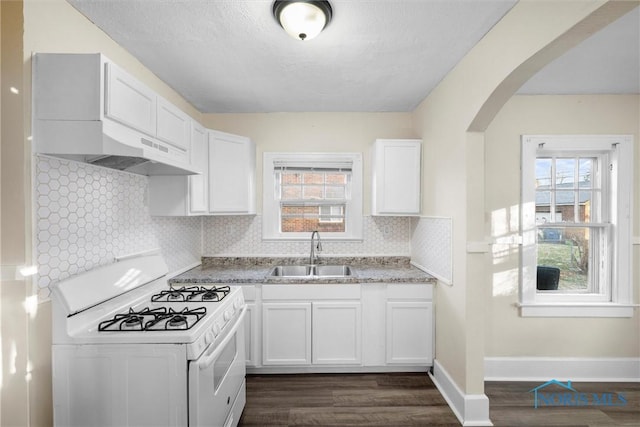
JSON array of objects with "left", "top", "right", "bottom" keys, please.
[
  {"left": 484, "top": 357, "right": 640, "bottom": 382},
  {"left": 430, "top": 359, "right": 493, "bottom": 426}
]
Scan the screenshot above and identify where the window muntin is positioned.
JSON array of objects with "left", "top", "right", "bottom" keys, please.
[
  {"left": 520, "top": 135, "right": 633, "bottom": 317},
  {"left": 263, "top": 153, "right": 363, "bottom": 240},
  {"left": 277, "top": 168, "right": 349, "bottom": 232},
  {"left": 534, "top": 155, "right": 608, "bottom": 294}
]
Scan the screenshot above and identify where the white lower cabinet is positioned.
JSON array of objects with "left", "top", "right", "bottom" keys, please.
[
  {"left": 312, "top": 302, "right": 362, "bottom": 365},
  {"left": 261, "top": 301, "right": 362, "bottom": 366},
  {"left": 385, "top": 301, "right": 433, "bottom": 364},
  {"left": 262, "top": 302, "right": 312, "bottom": 365},
  {"left": 252, "top": 283, "right": 432, "bottom": 372}
]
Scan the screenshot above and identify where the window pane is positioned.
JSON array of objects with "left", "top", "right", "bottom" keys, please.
[
  {"left": 325, "top": 185, "right": 345, "bottom": 199},
  {"left": 535, "top": 190, "right": 551, "bottom": 224},
  {"left": 535, "top": 158, "right": 552, "bottom": 188},
  {"left": 282, "top": 172, "right": 301, "bottom": 184},
  {"left": 579, "top": 190, "right": 592, "bottom": 223},
  {"left": 281, "top": 203, "right": 345, "bottom": 233},
  {"left": 555, "top": 158, "right": 576, "bottom": 186},
  {"left": 303, "top": 172, "right": 324, "bottom": 184},
  {"left": 578, "top": 158, "right": 593, "bottom": 188},
  {"left": 556, "top": 190, "right": 575, "bottom": 222},
  {"left": 536, "top": 227, "right": 597, "bottom": 292},
  {"left": 303, "top": 185, "right": 323, "bottom": 199},
  {"left": 326, "top": 173, "right": 347, "bottom": 185},
  {"left": 281, "top": 185, "right": 301, "bottom": 200}
]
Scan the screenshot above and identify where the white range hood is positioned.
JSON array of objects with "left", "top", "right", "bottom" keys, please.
[
  {"left": 33, "top": 53, "right": 201, "bottom": 176},
  {"left": 36, "top": 117, "right": 201, "bottom": 176}
]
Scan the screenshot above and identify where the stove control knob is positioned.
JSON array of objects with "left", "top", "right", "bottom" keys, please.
[
  {"left": 205, "top": 331, "right": 214, "bottom": 344},
  {"left": 213, "top": 322, "right": 221, "bottom": 337},
  {"left": 223, "top": 310, "right": 231, "bottom": 321}
]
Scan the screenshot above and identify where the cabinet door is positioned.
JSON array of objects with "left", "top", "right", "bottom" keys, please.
[
  {"left": 208, "top": 131, "right": 256, "bottom": 214},
  {"left": 372, "top": 139, "right": 421, "bottom": 215},
  {"left": 244, "top": 302, "right": 259, "bottom": 367},
  {"left": 262, "top": 303, "right": 311, "bottom": 365},
  {"left": 312, "top": 302, "right": 362, "bottom": 365},
  {"left": 386, "top": 301, "right": 432, "bottom": 364},
  {"left": 104, "top": 62, "right": 156, "bottom": 136},
  {"left": 156, "top": 97, "right": 191, "bottom": 150},
  {"left": 189, "top": 122, "right": 208, "bottom": 214}
]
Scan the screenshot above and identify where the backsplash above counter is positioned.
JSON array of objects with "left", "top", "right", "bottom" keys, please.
[{"left": 202, "top": 215, "right": 411, "bottom": 257}]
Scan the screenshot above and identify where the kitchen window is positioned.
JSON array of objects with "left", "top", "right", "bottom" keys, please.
[
  {"left": 519, "top": 135, "right": 634, "bottom": 317},
  {"left": 263, "top": 152, "right": 363, "bottom": 240}
]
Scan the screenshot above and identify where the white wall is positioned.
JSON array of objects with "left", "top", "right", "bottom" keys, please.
[{"left": 484, "top": 94, "right": 640, "bottom": 358}]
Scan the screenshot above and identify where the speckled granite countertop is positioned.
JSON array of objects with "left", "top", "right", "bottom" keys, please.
[{"left": 170, "top": 257, "right": 435, "bottom": 285}]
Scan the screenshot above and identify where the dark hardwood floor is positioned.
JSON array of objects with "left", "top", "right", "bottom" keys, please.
[{"left": 239, "top": 373, "right": 640, "bottom": 426}]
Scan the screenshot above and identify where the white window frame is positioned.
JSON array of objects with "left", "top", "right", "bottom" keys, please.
[
  {"left": 263, "top": 152, "right": 363, "bottom": 240},
  {"left": 520, "top": 135, "right": 634, "bottom": 317}
]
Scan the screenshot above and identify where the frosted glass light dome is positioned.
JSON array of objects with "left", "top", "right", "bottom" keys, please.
[{"left": 273, "top": 1, "right": 332, "bottom": 41}]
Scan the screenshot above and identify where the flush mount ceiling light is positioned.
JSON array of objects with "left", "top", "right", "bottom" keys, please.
[{"left": 273, "top": 0, "right": 333, "bottom": 41}]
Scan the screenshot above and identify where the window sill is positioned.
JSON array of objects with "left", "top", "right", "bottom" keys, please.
[{"left": 518, "top": 303, "right": 637, "bottom": 318}]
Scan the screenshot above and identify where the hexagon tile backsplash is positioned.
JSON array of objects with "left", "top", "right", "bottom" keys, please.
[
  {"left": 202, "top": 215, "right": 411, "bottom": 256},
  {"left": 35, "top": 155, "right": 201, "bottom": 300},
  {"left": 35, "top": 155, "right": 420, "bottom": 300}
]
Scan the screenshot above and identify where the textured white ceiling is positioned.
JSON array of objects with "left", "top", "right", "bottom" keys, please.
[{"left": 68, "top": 0, "right": 639, "bottom": 113}]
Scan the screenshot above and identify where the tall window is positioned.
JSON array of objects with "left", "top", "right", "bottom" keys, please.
[
  {"left": 263, "top": 153, "right": 363, "bottom": 240},
  {"left": 520, "top": 135, "right": 633, "bottom": 317}
]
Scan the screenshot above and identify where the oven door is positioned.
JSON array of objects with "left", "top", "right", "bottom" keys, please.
[{"left": 189, "top": 306, "right": 246, "bottom": 427}]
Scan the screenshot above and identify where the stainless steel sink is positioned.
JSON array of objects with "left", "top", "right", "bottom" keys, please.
[
  {"left": 268, "top": 265, "right": 352, "bottom": 278},
  {"left": 314, "top": 265, "right": 351, "bottom": 277},
  {"left": 270, "top": 265, "right": 313, "bottom": 277}
]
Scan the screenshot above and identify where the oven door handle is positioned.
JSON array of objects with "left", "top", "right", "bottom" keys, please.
[{"left": 197, "top": 305, "right": 247, "bottom": 370}]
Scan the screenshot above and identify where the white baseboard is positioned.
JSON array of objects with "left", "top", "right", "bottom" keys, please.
[
  {"left": 484, "top": 357, "right": 640, "bottom": 382},
  {"left": 430, "top": 359, "right": 493, "bottom": 426}
]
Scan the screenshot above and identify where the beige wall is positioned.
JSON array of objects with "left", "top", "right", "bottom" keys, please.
[
  {"left": 484, "top": 94, "right": 640, "bottom": 358},
  {"left": 202, "top": 112, "right": 416, "bottom": 215},
  {"left": 412, "top": 0, "right": 634, "bottom": 397},
  {"left": 0, "top": 1, "right": 204, "bottom": 425},
  {"left": 1, "top": 1, "right": 30, "bottom": 426}
]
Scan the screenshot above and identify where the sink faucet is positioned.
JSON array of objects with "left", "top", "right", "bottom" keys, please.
[{"left": 310, "top": 230, "right": 322, "bottom": 265}]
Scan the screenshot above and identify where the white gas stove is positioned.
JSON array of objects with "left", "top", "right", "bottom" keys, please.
[{"left": 51, "top": 254, "right": 246, "bottom": 427}]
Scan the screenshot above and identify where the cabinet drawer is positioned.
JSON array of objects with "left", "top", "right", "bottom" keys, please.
[{"left": 262, "top": 284, "right": 361, "bottom": 300}]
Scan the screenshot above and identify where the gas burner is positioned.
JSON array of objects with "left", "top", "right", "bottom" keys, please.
[
  {"left": 188, "top": 286, "right": 230, "bottom": 302},
  {"left": 151, "top": 286, "right": 231, "bottom": 303},
  {"left": 147, "top": 307, "right": 207, "bottom": 331},
  {"left": 98, "top": 306, "right": 206, "bottom": 332}
]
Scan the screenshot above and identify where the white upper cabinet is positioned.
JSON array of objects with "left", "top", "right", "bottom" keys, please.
[
  {"left": 156, "top": 97, "right": 191, "bottom": 150},
  {"left": 188, "top": 122, "right": 208, "bottom": 214},
  {"left": 104, "top": 61, "right": 157, "bottom": 136},
  {"left": 208, "top": 130, "right": 256, "bottom": 215},
  {"left": 33, "top": 53, "right": 198, "bottom": 175},
  {"left": 149, "top": 127, "right": 256, "bottom": 216},
  {"left": 371, "top": 139, "right": 422, "bottom": 216},
  {"left": 148, "top": 120, "right": 207, "bottom": 216}
]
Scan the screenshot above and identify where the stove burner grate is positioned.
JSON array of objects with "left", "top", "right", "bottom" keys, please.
[
  {"left": 151, "top": 285, "right": 231, "bottom": 303},
  {"left": 98, "top": 306, "right": 206, "bottom": 332}
]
